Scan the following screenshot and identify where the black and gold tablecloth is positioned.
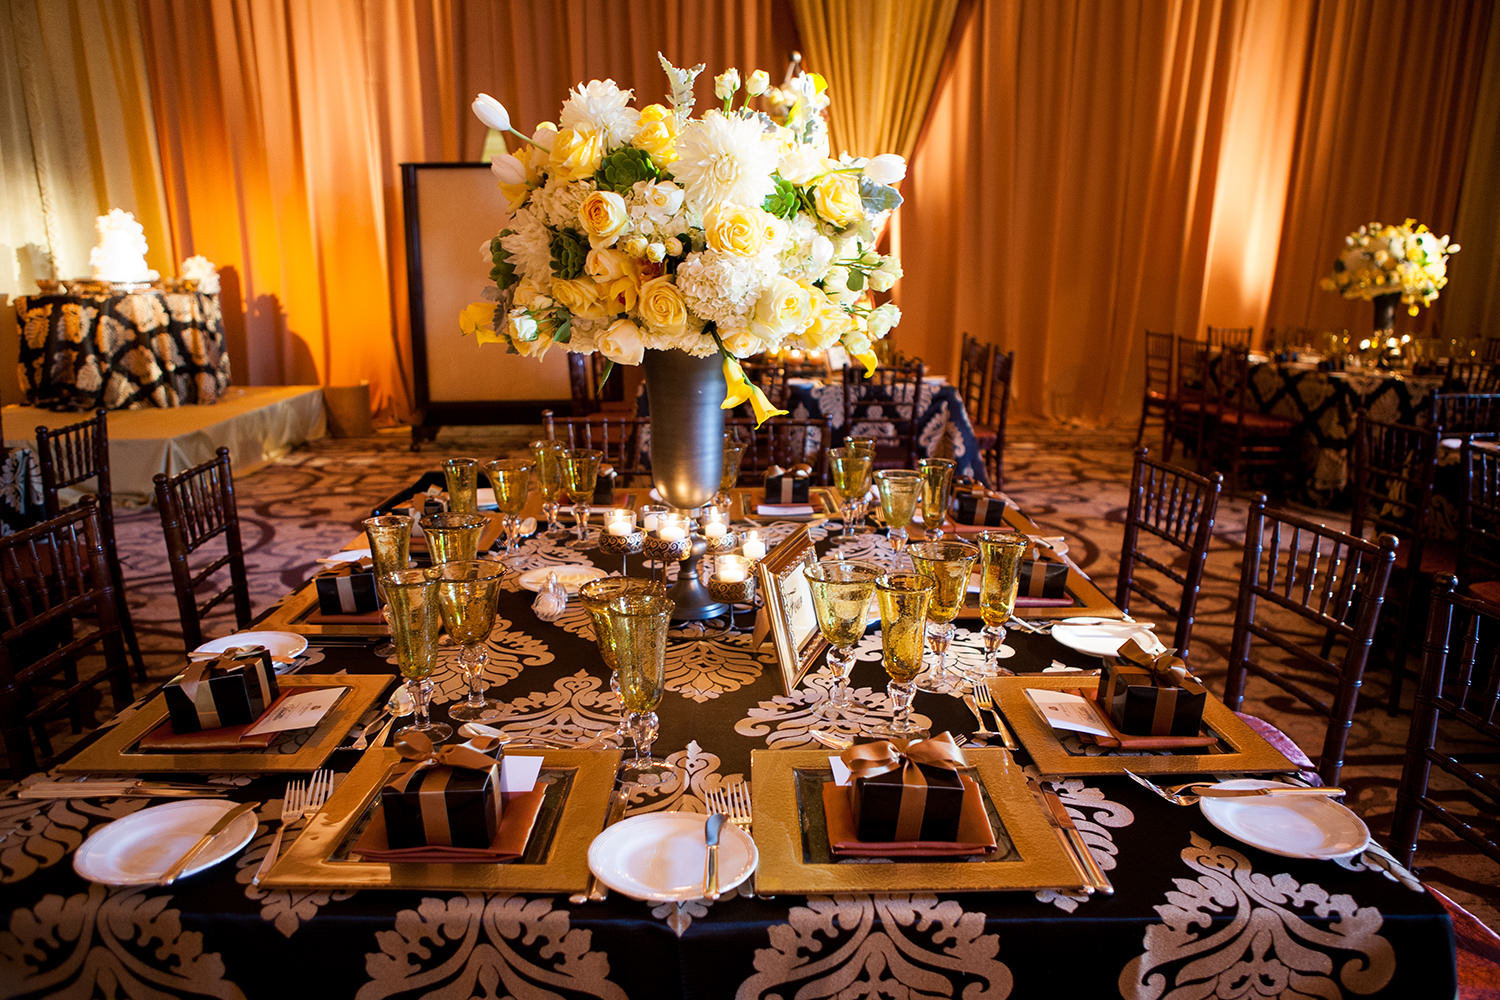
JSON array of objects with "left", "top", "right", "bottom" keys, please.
[
  {"left": 0, "top": 521, "right": 1455, "bottom": 999},
  {"left": 0, "top": 446, "right": 43, "bottom": 536},
  {"left": 15, "top": 291, "right": 232, "bottom": 410}
]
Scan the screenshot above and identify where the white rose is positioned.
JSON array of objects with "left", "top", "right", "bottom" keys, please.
[
  {"left": 720, "top": 325, "right": 760, "bottom": 358},
  {"left": 646, "top": 242, "right": 666, "bottom": 262},
  {"left": 867, "top": 303, "right": 902, "bottom": 340},
  {"left": 471, "top": 93, "right": 510, "bottom": 132},
  {"left": 823, "top": 266, "right": 849, "bottom": 292},
  {"left": 641, "top": 181, "right": 685, "bottom": 224},
  {"left": 868, "top": 270, "right": 895, "bottom": 292},
  {"left": 779, "top": 146, "right": 826, "bottom": 186},
  {"left": 863, "top": 153, "right": 907, "bottom": 186},
  {"left": 844, "top": 330, "right": 872, "bottom": 356},
  {"left": 715, "top": 68, "right": 741, "bottom": 100},
  {"left": 507, "top": 309, "right": 538, "bottom": 342},
  {"left": 597, "top": 318, "right": 645, "bottom": 365}
]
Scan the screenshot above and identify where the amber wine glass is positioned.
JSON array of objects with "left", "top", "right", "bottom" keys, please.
[
  {"left": 871, "top": 572, "right": 934, "bottom": 738},
  {"left": 580, "top": 576, "right": 664, "bottom": 743},
  {"left": 363, "top": 514, "right": 411, "bottom": 658},
  {"left": 829, "top": 447, "right": 873, "bottom": 538},
  {"left": 715, "top": 436, "right": 747, "bottom": 510},
  {"left": 907, "top": 540, "right": 979, "bottom": 694},
  {"left": 443, "top": 457, "right": 481, "bottom": 515},
  {"left": 602, "top": 591, "right": 677, "bottom": 782},
  {"left": 419, "top": 512, "right": 487, "bottom": 565},
  {"left": 973, "top": 529, "right": 1029, "bottom": 677},
  {"left": 433, "top": 560, "right": 505, "bottom": 722},
  {"left": 530, "top": 439, "right": 566, "bottom": 535},
  {"left": 875, "top": 469, "right": 922, "bottom": 559},
  {"left": 485, "top": 457, "right": 533, "bottom": 556},
  {"left": 918, "top": 457, "right": 955, "bottom": 540},
  {"left": 562, "top": 448, "right": 603, "bottom": 549},
  {"left": 804, "top": 559, "right": 880, "bottom": 721},
  {"left": 382, "top": 567, "right": 451, "bottom": 742}
]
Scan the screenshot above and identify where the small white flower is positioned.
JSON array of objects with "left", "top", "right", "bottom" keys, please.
[
  {"left": 746, "top": 70, "right": 770, "bottom": 97},
  {"left": 490, "top": 153, "right": 527, "bottom": 185},
  {"left": 715, "top": 68, "right": 741, "bottom": 100},
  {"left": 640, "top": 181, "right": 685, "bottom": 224},
  {"left": 863, "top": 153, "right": 907, "bottom": 186},
  {"left": 665, "top": 236, "right": 684, "bottom": 257},
  {"left": 472, "top": 93, "right": 510, "bottom": 132},
  {"left": 867, "top": 303, "right": 902, "bottom": 339},
  {"left": 809, "top": 235, "right": 835, "bottom": 275},
  {"left": 646, "top": 242, "right": 666, "bottom": 262}
]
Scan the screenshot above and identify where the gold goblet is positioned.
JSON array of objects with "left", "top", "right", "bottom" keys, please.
[
  {"left": 601, "top": 591, "right": 677, "bottom": 783},
  {"left": 871, "top": 571, "right": 935, "bottom": 738},
  {"left": 419, "top": 512, "right": 488, "bottom": 565},
  {"left": 443, "top": 457, "right": 481, "bottom": 515},
  {"left": 363, "top": 514, "right": 412, "bottom": 657},
  {"left": 875, "top": 469, "right": 922, "bottom": 559},
  {"left": 433, "top": 560, "right": 505, "bottom": 722},
  {"left": 381, "top": 567, "right": 451, "bottom": 742},
  {"left": 907, "top": 540, "right": 979, "bottom": 694},
  {"left": 529, "top": 439, "right": 566, "bottom": 535},
  {"left": 716, "top": 436, "right": 746, "bottom": 509},
  {"left": 973, "top": 529, "right": 1029, "bottom": 677},
  {"left": 918, "top": 457, "right": 956, "bottom": 540},
  {"left": 484, "top": 457, "right": 533, "bottom": 556},
  {"left": 562, "top": 448, "right": 604, "bottom": 549},
  {"left": 804, "top": 559, "right": 880, "bottom": 721},
  {"left": 580, "top": 576, "right": 664, "bottom": 745},
  {"left": 829, "top": 447, "right": 873, "bottom": 538}
]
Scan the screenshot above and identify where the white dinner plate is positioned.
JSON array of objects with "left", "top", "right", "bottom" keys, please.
[
  {"left": 518, "top": 565, "right": 607, "bottom": 594},
  {"left": 1050, "top": 621, "right": 1162, "bottom": 658},
  {"left": 73, "top": 799, "right": 259, "bottom": 886},
  {"left": 1198, "top": 779, "right": 1370, "bottom": 860},
  {"left": 587, "top": 811, "right": 758, "bottom": 903},
  {"left": 194, "top": 630, "right": 309, "bottom": 662},
  {"left": 319, "top": 547, "right": 371, "bottom": 564}
]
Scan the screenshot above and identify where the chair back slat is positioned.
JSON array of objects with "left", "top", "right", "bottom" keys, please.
[
  {"left": 727, "top": 417, "right": 834, "bottom": 484},
  {"left": 1350, "top": 413, "right": 1440, "bottom": 568},
  {"left": 981, "top": 350, "right": 1015, "bottom": 489},
  {"left": 740, "top": 360, "right": 791, "bottom": 409},
  {"left": 1206, "top": 325, "right": 1253, "bottom": 351},
  {"left": 1459, "top": 437, "right": 1500, "bottom": 588},
  {"left": 1428, "top": 392, "right": 1500, "bottom": 438},
  {"left": 1445, "top": 358, "right": 1500, "bottom": 394},
  {"left": 1225, "top": 496, "right": 1398, "bottom": 787},
  {"left": 541, "top": 411, "right": 649, "bottom": 481},
  {"left": 841, "top": 360, "right": 925, "bottom": 469},
  {"left": 154, "top": 447, "right": 252, "bottom": 651},
  {"left": 957, "top": 332, "right": 991, "bottom": 418},
  {"left": 1144, "top": 331, "right": 1174, "bottom": 397}
]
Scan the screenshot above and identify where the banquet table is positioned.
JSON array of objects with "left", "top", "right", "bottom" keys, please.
[
  {"left": 14, "top": 289, "right": 232, "bottom": 410},
  {"left": 637, "top": 375, "right": 992, "bottom": 484},
  {"left": 0, "top": 494, "right": 1455, "bottom": 999}
]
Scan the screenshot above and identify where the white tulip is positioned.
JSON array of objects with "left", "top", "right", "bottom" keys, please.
[
  {"left": 715, "top": 69, "right": 741, "bottom": 101},
  {"left": 472, "top": 93, "right": 511, "bottom": 132},
  {"left": 490, "top": 153, "right": 527, "bottom": 185},
  {"left": 746, "top": 70, "right": 770, "bottom": 97},
  {"left": 864, "top": 153, "right": 907, "bottom": 186}
]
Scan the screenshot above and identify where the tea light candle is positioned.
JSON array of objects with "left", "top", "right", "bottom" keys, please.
[
  {"left": 640, "top": 504, "right": 668, "bottom": 533},
  {"left": 605, "top": 509, "right": 636, "bottom": 536},
  {"left": 702, "top": 516, "right": 727, "bottom": 539},
  {"left": 743, "top": 530, "right": 766, "bottom": 561},
  {"left": 656, "top": 512, "right": 691, "bottom": 542},
  {"left": 715, "top": 555, "right": 750, "bottom": 584}
]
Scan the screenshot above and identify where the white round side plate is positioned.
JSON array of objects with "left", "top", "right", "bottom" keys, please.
[
  {"left": 194, "top": 630, "right": 309, "bottom": 662},
  {"left": 587, "top": 811, "right": 758, "bottom": 903},
  {"left": 1050, "top": 622, "right": 1162, "bottom": 658},
  {"left": 1198, "top": 779, "right": 1369, "bottom": 860},
  {"left": 73, "top": 799, "right": 258, "bottom": 886},
  {"left": 321, "top": 547, "right": 371, "bottom": 564},
  {"left": 518, "top": 565, "right": 606, "bottom": 594}
]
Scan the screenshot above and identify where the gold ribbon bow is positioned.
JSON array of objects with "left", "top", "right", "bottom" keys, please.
[
  {"left": 1115, "top": 637, "right": 1192, "bottom": 686},
  {"left": 179, "top": 645, "right": 265, "bottom": 700},
  {"left": 840, "top": 732, "right": 967, "bottom": 841},
  {"left": 393, "top": 731, "right": 501, "bottom": 774}
]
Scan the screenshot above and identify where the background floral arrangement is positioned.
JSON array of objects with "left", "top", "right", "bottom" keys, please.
[
  {"left": 1321, "top": 218, "right": 1459, "bottom": 316},
  {"left": 461, "top": 55, "right": 905, "bottom": 423}
]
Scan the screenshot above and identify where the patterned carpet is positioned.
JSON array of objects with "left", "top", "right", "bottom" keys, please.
[{"left": 23, "top": 420, "right": 1500, "bottom": 929}]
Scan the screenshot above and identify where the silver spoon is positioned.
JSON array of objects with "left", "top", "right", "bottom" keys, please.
[{"left": 350, "top": 685, "right": 414, "bottom": 750}]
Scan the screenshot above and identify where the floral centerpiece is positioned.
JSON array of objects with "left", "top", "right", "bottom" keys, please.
[
  {"left": 460, "top": 55, "right": 905, "bottom": 431},
  {"left": 1321, "top": 219, "right": 1460, "bottom": 328}
]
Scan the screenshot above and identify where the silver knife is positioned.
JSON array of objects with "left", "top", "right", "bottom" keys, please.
[
  {"left": 157, "top": 801, "right": 257, "bottom": 886},
  {"left": 960, "top": 691, "right": 1018, "bottom": 751},
  {"left": 703, "top": 813, "right": 725, "bottom": 901},
  {"left": 570, "top": 786, "right": 631, "bottom": 904},
  {"left": 1193, "top": 785, "right": 1346, "bottom": 799},
  {"left": 1041, "top": 785, "right": 1113, "bottom": 895},
  {"left": 18, "top": 781, "right": 226, "bottom": 799}
]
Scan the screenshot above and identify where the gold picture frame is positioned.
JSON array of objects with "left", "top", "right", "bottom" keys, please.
[
  {"left": 990, "top": 674, "right": 1296, "bottom": 777},
  {"left": 756, "top": 525, "right": 829, "bottom": 695},
  {"left": 261, "top": 746, "right": 622, "bottom": 892},
  {"left": 60, "top": 673, "right": 390, "bottom": 775},
  {"left": 749, "top": 748, "right": 1087, "bottom": 895}
]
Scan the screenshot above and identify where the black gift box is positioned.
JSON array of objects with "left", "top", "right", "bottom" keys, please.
[
  {"left": 1016, "top": 559, "right": 1069, "bottom": 599},
  {"left": 765, "top": 469, "right": 812, "bottom": 503},
  {"left": 314, "top": 562, "right": 380, "bottom": 614},
  {"left": 850, "top": 760, "right": 964, "bottom": 842},
  {"left": 593, "top": 466, "right": 616, "bottom": 505},
  {"left": 953, "top": 491, "right": 1010, "bottom": 526},
  {"left": 1098, "top": 648, "right": 1207, "bottom": 737},
  {"left": 163, "top": 646, "right": 279, "bottom": 732},
  {"left": 380, "top": 757, "right": 504, "bottom": 849}
]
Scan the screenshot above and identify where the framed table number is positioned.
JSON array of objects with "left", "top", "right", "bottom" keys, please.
[{"left": 756, "top": 525, "right": 828, "bottom": 695}]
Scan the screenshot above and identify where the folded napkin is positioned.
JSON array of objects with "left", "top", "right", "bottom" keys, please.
[
  {"left": 1015, "top": 595, "right": 1073, "bottom": 608},
  {"left": 137, "top": 690, "right": 299, "bottom": 750},
  {"left": 353, "top": 787, "right": 546, "bottom": 863},
  {"left": 821, "top": 773, "right": 996, "bottom": 858},
  {"left": 758, "top": 503, "right": 816, "bottom": 516}
]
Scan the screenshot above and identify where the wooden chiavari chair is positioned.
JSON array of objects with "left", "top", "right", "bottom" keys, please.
[
  {"left": 977, "top": 349, "right": 1014, "bottom": 490},
  {"left": 1135, "top": 331, "right": 1175, "bottom": 448},
  {"left": 1206, "top": 325, "right": 1253, "bottom": 351},
  {"left": 957, "top": 332, "right": 991, "bottom": 420},
  {"left": 541, "top": 410, "right": 650, "bottom": 484},
  {"left": 841, "top": 359, "right": 924, "bottom": 469},
  {"left": 1428, "top": 392, "right": 1500, "bottom": 439},
  {"left": 726, "top": 416, "right": 834, "bottom": 485},
  {"left": 1204, "top": 347, "right": 1294, "bottom": 493},
  {"left": 154, "top": 447, "right": 253, "bottom": 652},
  {"left": 1458, "top": 435, "right": 1500, "bottom": 603},
  {"left": 1163, "top": 337, "right": 1212, "bottom": 468},
  {"left": 1445, "top": 358, "right": 1500, "bottom": 394}
]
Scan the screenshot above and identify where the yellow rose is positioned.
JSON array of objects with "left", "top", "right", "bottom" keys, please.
[
  {"left": 579, "top": 191, "right": 629, "bottom": 247},
  {"left": 753, "top": 275, "right": 814, "bottom": 336},
  {"left": 705, "top": 204, "right": 769, "bottom": 257},
  {"left": 549, "top": 126, "right": 603, "bottom": 182},
  {"left": 550, "top": 277, "right": 611, "bottom": 321},
  {"left": 813, "top": 172, "right": 862, "bottom": 227},
  {"left": 799, "top": 289, "right": 851, "bottom": 350},
  {"left": 633, "top": 104, "right": 678, "bottom": 165},
  {"left": 585, "top": 248, "right": 641, "bottom": 314},
  {"left": 512, "top": 277, "right": 548, "bottom": 310},
  {"left": 597, "top": 318, "right": 645, "bottom": 366},
  {"left": 638, "top": 275, "right": 689, "bottom": 336}
]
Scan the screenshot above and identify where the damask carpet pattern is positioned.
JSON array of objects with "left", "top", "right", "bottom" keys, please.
[{"left": 29, "top": 422, "right": 1500, "bottom": 929}]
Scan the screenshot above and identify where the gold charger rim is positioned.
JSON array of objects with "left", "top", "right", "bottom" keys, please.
[
  {"left": 749, "top": 747, "right": 1087, "bottom": 895},
  {"left": 989, "top": 674, "right": 1296, "bottom": 777},
  {"left": 60, "top": 673, "right": 390, "bottom": 775},
  {"left": 261, "top": 746, "right": 621, "bottom": 892}
]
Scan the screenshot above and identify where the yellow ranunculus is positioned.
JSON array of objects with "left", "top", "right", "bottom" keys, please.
[
  {"left": 549, "top": 126, "right": 603, "bottom": 182},
  {"left": 550, "top": 276, "right": 611, "bottom": 321},
  {"left": 638, "top": 275, "right": 688, "bottom": 336},
  {"left": 705, "top": 204, "right": 768, "bottom": 257},
  {"left": 579, "top": 191, "right": 629, "bottom": 246},
  {"left": 813, "top": 172, "right": 863, "bottom": 227},
  {"left": 633, "top": 103, "right": 678, "bottom": 165}
]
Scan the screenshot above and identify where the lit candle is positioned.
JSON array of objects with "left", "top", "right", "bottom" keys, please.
[
  {"left": 703, "top": 518, "right": 727, "bottom": 539},
  {"left": 605, "top": 509, "right": 636, "bottom": 536},
  {"left": 657, "top": 524, "right": 686, "bottom": 542},
  {"left": 716, "top": 555, "right": 749, "bottom": 584},
  {"left": 640, "top": 504, "right": 668, "bottom": 533},
  {"left": 743, "top": 530, "right": 766, "bottom": 561}
]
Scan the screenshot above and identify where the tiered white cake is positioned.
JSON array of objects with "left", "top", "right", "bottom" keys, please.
[{"left": 88, "top": 209, "right": 159, "bottom": 284}]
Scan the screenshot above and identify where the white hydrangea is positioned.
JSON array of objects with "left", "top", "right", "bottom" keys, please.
[
  {"left": 643, "top": 324, "right": 716, "bottom": 356},
  {"left": 532, "top": 176, "right": 594, "bottom": 230},
  {"left": 779, "top": 215, "right": 834, "bottom": 281},
  {"left": 626, "top": 180, "right": 690, "bottom": 242},
  {"left": 674, "top": 249, "right": 775, "bottom": 326},
  {"left": 672, "top": 110, "right": 778, "bottom": 215},
  {"left": 499, "top": 207, "right": 552, "bottom": 284},
  {"left": 559, "top": 79, "right": 640, "bottom": 148}
]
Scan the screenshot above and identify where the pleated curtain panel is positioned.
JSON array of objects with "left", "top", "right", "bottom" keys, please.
[{"left": 1, "top": 0, "right": 1496, "bottom": 424}]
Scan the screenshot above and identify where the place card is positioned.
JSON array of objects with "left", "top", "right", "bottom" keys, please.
[
  {"left": 243, "top": 687, "right": 346, "bottom": 735},
  {"left": 1024, "top": 689, "right": 1111, "bottom": 738}
]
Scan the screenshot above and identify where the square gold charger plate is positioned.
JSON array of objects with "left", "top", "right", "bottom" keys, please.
[
  {"left": 749, "top": 747, "right": 1088, "bottom": 895},
  {"left": 989, "top": 675, "right": 1295, "bottom": 777},
  {"left": 60, "top": 674, "right": 390, "bottom": 775},
  {"left": 261, "top": 746, "right": 621, "bottom": 892},
  {"left": 737, "top": 488, "right": 839, "bottom": 523}
]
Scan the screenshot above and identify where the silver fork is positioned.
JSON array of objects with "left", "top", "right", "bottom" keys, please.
[
  {"left": 970, "top": 680, "right": 1019, "bottom": 751},
  {"left": 715, "top": 782, "right": 755, "bottom": 898},
  {"left": 251, "top": 769, "right": 334, "bottom": 886}
]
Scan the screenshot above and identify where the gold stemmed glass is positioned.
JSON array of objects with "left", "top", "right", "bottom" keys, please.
[
  {"left": 715, "top": 435, "right": 746, "bottom": 510},
  {"left": 433, "top": 560, "right": 506, "bottom": 722},
  {"left": 829, "top": 447, "right": 873, "bottom": 538},
  {"left": 580, "top": 576, "right": 664, "bottom": 744},
  {"left": 918, "top": 457, "right": 956, "bottom": 541},
  {"left": 530, "top": 439, "right": 566, "bottom": 536},
  {"left": 601, "top": 591, "right": 677, "bottom": 783},
  {"left": 562, "top": 448, "right": 603, "bottom": 549},
  {"left": 381, "top": 567, "right": 451, "bottom": 742},
  {"left": 875, "top": 469, "right": 922, "bottom": 559},
  {"left": 419, "top": 512, "right": 487, "bottom": 565},
  {"left": 907, "top": 540, "right": 979, "bottom": 694},
  {"left": 443, "top": 457, "right": 481, "bottom": 515},
  {"left": 871, "top": 572, "right": 935, "bottom": 738},
  {"left": 364, "top": 514, "right": 412, "bottom": 658},
  {"left": 485, "top": 457, "right": 533, "bottom": 556},
  {"left": 803, "top": 559, "right": 880, "bottom": 721},
  {"left": 973, "top": 529, "right": 1029, "bottom": 677}
]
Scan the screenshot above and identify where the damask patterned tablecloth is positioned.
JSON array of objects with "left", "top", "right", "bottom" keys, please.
[
  {"left": 15, "top": 291, "right": 232, "bottom": 410},
  {"left": 0, "top": 446, "right": 43, "bottom": 535},
  {"left": 0, "top": 522, "right": 1454, "bottom": 999}
]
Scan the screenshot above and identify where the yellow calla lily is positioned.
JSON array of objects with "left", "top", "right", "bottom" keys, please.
[
  {"left": 460, "top": 301, "right": 497, "bottom": 339},
  {"left": 748, "top": 385, "right": 788, "bottom": 428},
  {"left": 721, "top": 357, "right": 755, "bottom": 410},
  {"left": 853, "top": 350, "right": 879, "bottom": 377}
]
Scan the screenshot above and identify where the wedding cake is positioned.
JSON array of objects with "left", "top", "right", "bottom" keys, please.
[
  {"left": 88, "top": 209, "right": 159, "bottom": 284},
  {"left": 179, "top": 254, "right": 221, "bottom": 294}
]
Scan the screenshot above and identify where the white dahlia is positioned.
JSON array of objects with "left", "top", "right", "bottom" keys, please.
[
  {"left": 499, "top": 207, "right": 552, "bottom": 284},
  {"left": 671, "top": 111, "right": 778, "bottom": 216},
  {"left": 559, "top": 79, "right": 640, "bottom": 148}
]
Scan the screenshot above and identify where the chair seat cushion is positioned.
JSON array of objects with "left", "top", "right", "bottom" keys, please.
[
  {"left": 1465, "top": 579, "right": 1500, "bottom": 606},
  {"left": 1215, "top": 408, "right": 1296, "bottom": 433}
]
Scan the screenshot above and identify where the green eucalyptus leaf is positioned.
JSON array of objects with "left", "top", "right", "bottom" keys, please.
[{"left": 858, "top": 178, "right": 903, "bottom": 214}]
